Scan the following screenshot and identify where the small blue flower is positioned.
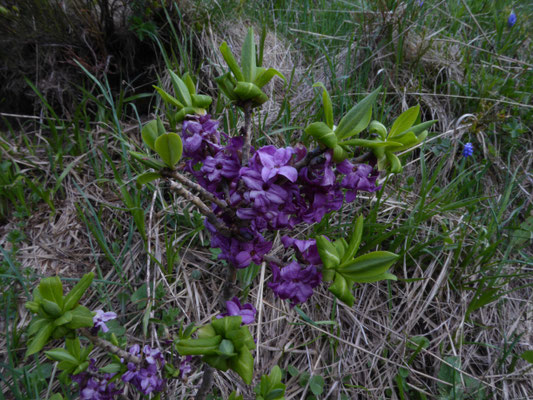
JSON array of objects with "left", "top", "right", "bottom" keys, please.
[
  {"left": 418, "top": 0, "right": 424, "bottom": 6},
  {"left": 507, "top": 11, "right": 517, "bottom": 28},
  {"left": 462, "top": 142, "right": 474, "bottom": 158}
]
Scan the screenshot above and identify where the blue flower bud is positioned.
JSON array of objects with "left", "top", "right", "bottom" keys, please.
[
  {"left": 508, "top": 11, "right": 517, "bottom": 28},
  {"left": 462, "top": 142, "right": 474, "bottom": 158}
]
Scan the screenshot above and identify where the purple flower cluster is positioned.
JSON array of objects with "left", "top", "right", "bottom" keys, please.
[
  {"left": 217, "top": 297, "right": 257, "bottom": 324},
  {"left": 72, "top": 359, "right": 122, "bottom": 400},
  {"left": 179, "top": 115, "right": 380, "bottom": 304},
  {"left": 122, "top": 345, "right": 166, "bottom": 395}
]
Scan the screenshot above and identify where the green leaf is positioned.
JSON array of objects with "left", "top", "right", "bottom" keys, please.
[
  {"left": 182, "top": 72, "right": 196, "bottom": 94},
  {"left": 196, "top": 324, "right": 216, "bottom": 339},
  {"left": 129, "top": 151, "right": 167, "bottom": 170},
  {"left": 141, "top": 120, "right": 160, "bottom": 151},
  {"left": 65, "top": 338, "right": 81, "bottom": 360},
  {"left": 332, "top": 144, "right": 349, "bottom": 162},
  {"left": 169, "top": 70, "right": 192, "bottom": 107},
  {"left": 54, "top": 311, "right": 72, "bottom": 326},
  {"left": 387, "top": 152, "right": 403, "bottom": 173},
  {"left": 339, "top": 251, "right": 399, "bottom": 282},
  {"left": 342, "top": 215, "right": 364, "bottom": 263},
  {"left": 50, "top": 394, "right": 64, "bottom": 400},
  {"left": 397, "top": 119, "right": 436, "bottom": 137},
  {"left": 335, "top": 87, "right": 381, "bottom": 139},
  {"left": 66, "top": 305, "right": 94, "bottom": 329},
  {"left": 316, "top": 236, "right": 340, "bottom": 269},
  {"left": 191, "top": 94, "right": 212, "bottom": 109},
  {"left": 233, "top": 82, "right": 268, "bottom": 104},
  {"left": 154, "top": 133, "right": 183, "bottom": 168},
  {"left": 42, "top": 299, "right": 62, "bottom": 318},
  {"left": 27, "top": 317, "right": 49, "bottom": 337},
  {"left": 136, "top": 172, "right": 161, "bottom": 186},
  {"left": 153, "top": 86, "right": 184, "bottom": 109},
  {"left": 218, "top": 339, "right": 236, "bottom": 357},
  {"left": 176, "top": 336, "right": 222, "bottom": 356},
  {"left": 369, "top": 120, "right": 388, "bottom": 140},
  {"left": 305, "top": 122, "right": 337, "bottom": 148},
  {"left": 26, "top": 322, "right": 55, "bottom": 357},
  {"left": 265, "top": 389, "right": 285, "bottom": 400},
  {"left": 175, "top": 106, "right": 201, "bottom": 122},
  {"left": 309, "top": 375, "right": 324, "bottom": 395},
  {"left": 63, "top": 272, "right": 94, "bottom": 311},
  {"left": 99, "top": 363, "right": 123, "bottom": 374},
  {"left": 254, "top": 68, "right": 285, "bottom": 88},
  {"left": 203, "top": 354, "right": 229, "bottom": 371},
  {"left": 328, "top": 274, "right": 354, "bottom": 307},
  {"left": 520, "top": 351, "right": 533, "bottom": 364},
  {"left": 269, "top": 365, "right": 282, "bottom": 386},
  {"left": 72, "top": 361, "right": 90, "bottom": 375},
  {"left": 39, "top": 277, "right": 64, "bottom": 309},
  {"left": 313, "top": 82, "right": 334, "bottom": 129},
  {"left": 241, "top": 27, "right": 257, "bottom": 82},
  {"left": 350, "top": 272, "right": 397, "bottom": 283},
  {"left": 215, "top": 73, "right": 237, "bottom": 101},
  {"left": 211, "top": 316, "right": 242, "bottom": 336},
  {"left": 25, "top": 301, "right": 40, "bottom": 313},
  {"left": 388, "top": 105, "right": 419, "bottom": 138},
  {"left": 45, "top": 348, "right": 78, "bottom": 364},
  {"left": 220, "top": 41, "right": 244, "bottom": 81},
  {"left": 228, "top": 346, "right": 254, "bottom": 384}
]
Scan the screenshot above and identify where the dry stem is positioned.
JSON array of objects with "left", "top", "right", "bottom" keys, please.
[
  {"left": 80, "top": 328, "right": 141, "bottom": 365},
  {"left": 241, "top": 102, "right": 253, "bottom": 165}
]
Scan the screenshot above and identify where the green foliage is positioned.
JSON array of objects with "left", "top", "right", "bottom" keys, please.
[
  {"left": 24, "top": 273, "right": 95, "bottom": 357},
  {"left": 45, "top": 338, "right": 94, "bottom": 381},
  {"left": 217, "top": 27, "right": 285, "bottom": 107},
  {"left": 254, "top": 365, "right": 286, "bottom": 400},
  {"left": 437, "top": 356, "right": 486, "bottom": 400},
  {"left": 176, "top": 316, "right": 255, "bottom": 384},
  {"left": 317, "top": 216, "right": 399, "bottom": 306}
]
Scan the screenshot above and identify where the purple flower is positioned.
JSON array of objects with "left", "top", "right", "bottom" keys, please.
[
  {"left": 337, "top": 161, "right": 379, "bottom": 202},
  {"left": 507, "top": 11, "right": 516, "bottom": 28},
  {"left": 72, "top": 361, "right": 122, "bottom": 400},
  {"left": 201, "top": 152, "right": 240, "bottom": 182},
  {"left": 281, "top": 236, "right": 322, "bottom": 265},
  {"left": 179, "top": 356, "right": 193, "bottom": 379},
  {"left": 268, "top": 261, "right": 322, "bottom": 305},
  {"left": 121, "top": 345, "right": 166, "bottom": 395},
  {"left": 256, "top": 145, "right": 298, "bottom": 182},
  {"left": 93, "top": 310, "right": 117, "bottom": 333},
  {"left": 180, "top": 115, "right": 222, "bottom": 161},
  {"left": 217, "top": 297, "right": 257, "bottom": 325},
  {"left": 462, "top": 142, "right": 474, "bottom": 158},
  {"left": 232, "top": 233, "right": 272, "bottom": 268}
]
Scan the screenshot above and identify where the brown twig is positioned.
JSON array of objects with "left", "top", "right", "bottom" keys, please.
[
  {"left": 161, "top": 169, "right": 229, "bottom": 211},
  {"left": 167, "top": 180, "right": 238, "bottom": 238},
  {"left": 220, "top": 263, "right": 237, "bottom": 307},
  {"left": 241, "top": 102, "right": 253, "bottom": 165},
  {"left": 195, "top": 364, "right": 214, "bottom": 400},
  {"left": 79, "top": 328, "right": 141, "bottom": 365},
  {"left": 294, "top": 147, "right": 327, "bottom": 169}
]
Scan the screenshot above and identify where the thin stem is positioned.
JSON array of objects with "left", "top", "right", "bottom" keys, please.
[
  {"left": 195, "top": 364, "right": 214, "bottom": 400},
  {"left": 220, "top": 263, "right": 237, "bottom": 307},
  {"left": 79, "top": 328, "right": 141, "bottom": 365},
  {"left": 241, "top": 102, "right": 253, "bottom": 165},
  {"left": 162, "top": 169, "right": 229, "bottom": 211},
  {"left": 167, "top": 180, "right": 238, "bottom": 238}
]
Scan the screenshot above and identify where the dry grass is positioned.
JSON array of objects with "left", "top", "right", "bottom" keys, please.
[{"left": 1, "top": 4, "right": 532, "bottom": 400}]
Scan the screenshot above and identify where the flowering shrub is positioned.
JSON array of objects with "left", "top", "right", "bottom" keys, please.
[{"left": 23, "top": 27, "right": 435, "bottom": 399}]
